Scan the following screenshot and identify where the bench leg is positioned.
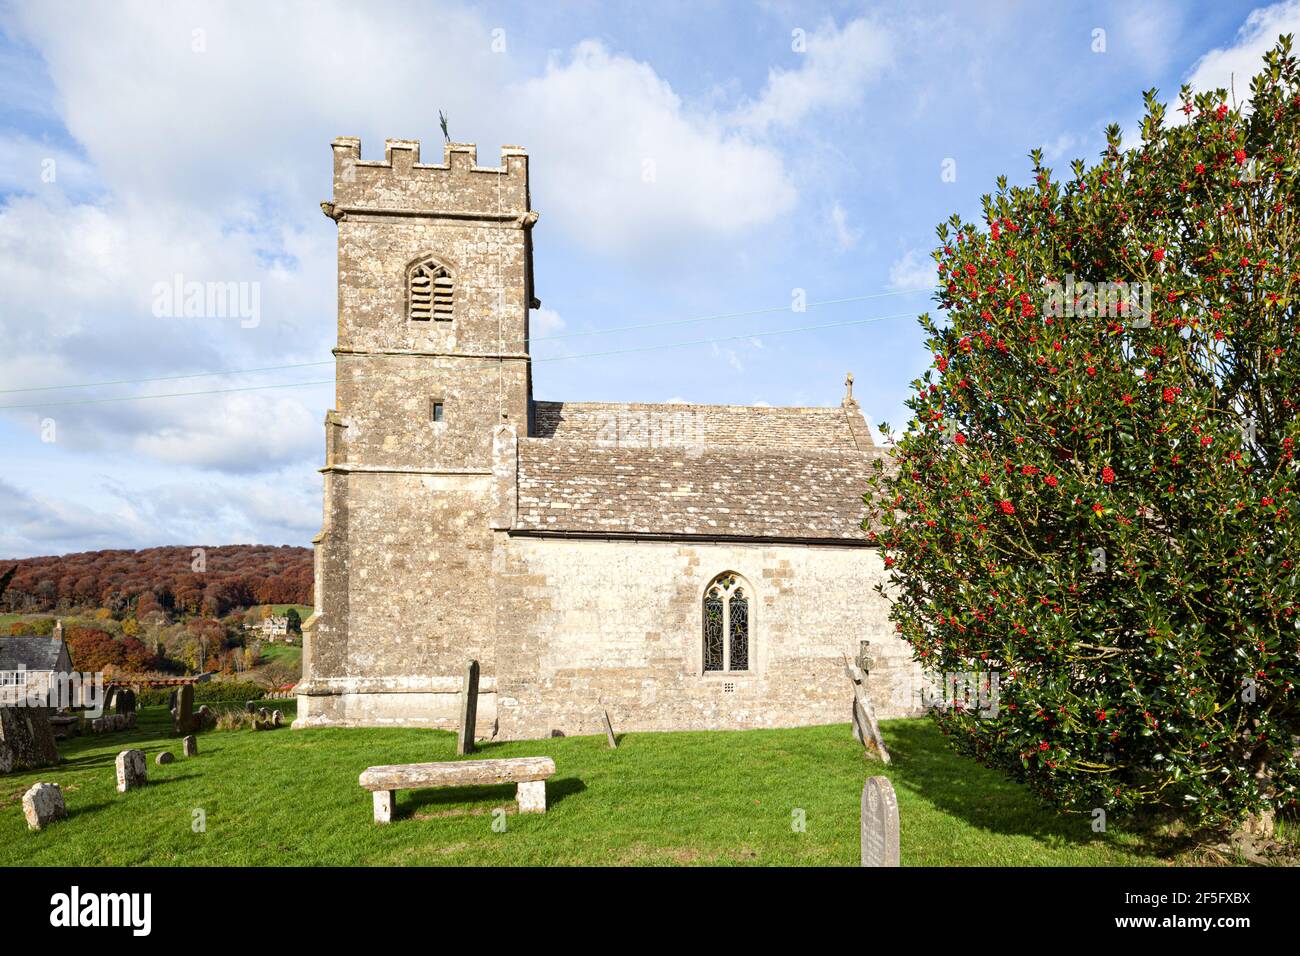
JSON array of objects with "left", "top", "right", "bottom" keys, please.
[
  {"left": 516, "top": 780, "right": 547, "bottom": 814},
  {"left": 373, "top": 790, "right": 394, "bottom": 824}
]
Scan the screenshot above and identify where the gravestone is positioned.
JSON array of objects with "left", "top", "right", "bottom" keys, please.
[
  {"left": 845, "top": 652, "right": 891, "bottom": 764},
  {"left": 22, "top": 782, "right": 67, "bottom": 830},
  {"left": 116, "top": 688, "right": 136, "bottom": 717},
  {"left": 0, "top": 707, "right": 61, "bottom": 772},
  {"left": 271, "top": 709, "right": 283, "bottom": 727},
  {"left": 601, "top": 707, "right": 618, "bottom": 749},
  {"left": 457, "top": 660, "right": 480, "bottom": 756},
  {"left": 155, "top": 751, "right": 174, "bottom": 765},
  {"left": 245, "top": 700, "right": 256, "bottom": 714},
  {"left": 174, "top": 684, "right": 195, "bottom": 735},
  {"left": 182, "top": 735, "right": 198, "bottom": 757},
  {"left": 115, "top": 749, "right": 147, "bottom": 792},
  {"left": 860, "top": 775, "right": 900, "bottom": 867}
]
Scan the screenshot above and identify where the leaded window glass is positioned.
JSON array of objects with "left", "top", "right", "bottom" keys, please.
[
  {"left": 703, "top": 588, "right": 724, "bottom": 671},
  {"left": 728, "top": 589, "right": 748, "bottom": 671},
  {"left": 702, "top": 573, "right": 750, "bottom": 673}
]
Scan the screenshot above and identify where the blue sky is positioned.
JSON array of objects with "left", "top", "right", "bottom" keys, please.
[{"left": 0, "top": 0, "right": 1291, "bottom": 557}]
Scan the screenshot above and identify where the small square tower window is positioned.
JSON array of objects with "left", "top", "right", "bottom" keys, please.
[{"left": 430, "top": 400, "right": 445, "bottom": 423}]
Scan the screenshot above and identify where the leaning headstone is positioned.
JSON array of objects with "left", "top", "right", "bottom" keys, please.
[
  {"left": 245, "top": 700, "right": 256, "bottom": 714},
  {"left": 271, "top": 709, "right": 283, "bottom": 727},
  {"left": 22, "top": 782, "right": 67, "bottom": 830},
  {"left": 155, "top": 751, "right": 175, "bottom": 766},
  {"left": 173, "top": 684, "right": 195, "bottom": 735},
  {"left": 182, "top": 735, "right": 198, "bottom": 757},
  {"left": 860, "top": 775, "right": 901, "bottom": 867},
  {"left": 115, "top": 749, "right": 147, "bottom": 792},
  {"left": 0, "top": 707, "right": 61, "bottom": 771},
  {"left": 601, "top": 707, "right": 618, "bottom": 749},
  {"left": 457, "top": 659, "right": 480, "bottom": 756}
]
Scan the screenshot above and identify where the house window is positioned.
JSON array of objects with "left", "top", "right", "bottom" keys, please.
[
  {"left": 0, "top": 670, "right": 27, "bottom": 687},
  {"left": 409, "top": 259, "right": 453, "bottom": 322},
  {"left": 430, "top": 399, "right": 445, "bottom": 423},
  {"left": 703, "top": 573, "right": 750, "bottom": 673}
]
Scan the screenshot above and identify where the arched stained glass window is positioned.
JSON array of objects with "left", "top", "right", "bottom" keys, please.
[{"left": 702, "top": 573, "right": 750, "bottom": 673}]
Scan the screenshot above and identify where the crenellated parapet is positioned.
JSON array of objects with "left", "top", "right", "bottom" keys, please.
[{"left": 328, "top": 137, "right": 530, "bottom": 219}]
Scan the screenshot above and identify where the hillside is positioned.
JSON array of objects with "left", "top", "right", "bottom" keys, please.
[{"left": 0, "top": 545, "right": 312, "bottom": 617}]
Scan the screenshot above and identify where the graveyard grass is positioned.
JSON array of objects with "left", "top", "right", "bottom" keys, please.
[{"left": 2, "top": 706, "right": 1210, "bottom": 866}]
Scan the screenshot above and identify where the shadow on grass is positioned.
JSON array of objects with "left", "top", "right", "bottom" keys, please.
[
  {"left": 398, "top": 776, "right": 586, "bottom": 820},
  {"left": 883, "top": 721, "right": 1198, "bottom": 859},
  {"left": 883, "top": 721, "right": 1107, "bottom": 849}
]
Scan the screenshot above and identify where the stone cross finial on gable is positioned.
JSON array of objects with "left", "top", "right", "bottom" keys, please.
[{"left": 844, "top": 372, "right": 855, "bottom": 404}]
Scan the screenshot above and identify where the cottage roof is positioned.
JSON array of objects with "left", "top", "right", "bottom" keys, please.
[{"left": 0, "top": 636, "right": 69, "bottom": 672}]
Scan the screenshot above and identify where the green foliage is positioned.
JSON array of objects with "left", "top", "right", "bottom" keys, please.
[
  {"left": 866, "top": 37, "right": 1300, "bottom": 832},
  {"left": 136, "top": 680, "right": 267, "bottom": 708}
]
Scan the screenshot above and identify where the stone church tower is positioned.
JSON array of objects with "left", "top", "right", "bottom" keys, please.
[{"left": 297, "top": 135, "right": 923, "bottom": 737}]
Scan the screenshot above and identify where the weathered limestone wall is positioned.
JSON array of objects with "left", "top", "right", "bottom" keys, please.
[
  {"left": 296, "top": 472, "right": 500, "bottom": 730},
  {"left": 494, "top": 536, "right": 922, "bottom": 739}
]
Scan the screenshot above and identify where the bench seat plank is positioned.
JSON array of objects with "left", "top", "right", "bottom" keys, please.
[{"left": 359, "top": 756, "right": 556, "bottom": 792}]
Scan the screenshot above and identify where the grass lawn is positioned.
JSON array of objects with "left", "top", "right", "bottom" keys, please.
[
  {"left": 259, "top": 644, "right": 302, "bottom": 666},
  {"left": 1, "top": 708, "right": 1192, "bottom": 866},
  {"left": 253, "top": 604, "right": 313, "bottom": 619}
]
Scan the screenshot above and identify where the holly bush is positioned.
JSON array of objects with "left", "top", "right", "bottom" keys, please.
[{"left": 866, "top": 37, "right": 1299, "bottom": 832}]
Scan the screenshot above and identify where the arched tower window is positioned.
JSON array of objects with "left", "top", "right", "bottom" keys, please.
[
  {"left": 408, "top": 257, "right": 453, "bottom": 322},
  {"left": 703, "top": 572, "right": 750, "bottom": 673}
]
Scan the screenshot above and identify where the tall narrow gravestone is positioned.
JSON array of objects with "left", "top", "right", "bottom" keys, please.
[
  {"left": 173, "top": 684, "right": 195, "bottom": 735},
  {"left": 860, "top": 775, "right": 901, "bottom": 867},
  {"left": 601, "top": 707, "right": 618, "bottom": 749},
  {"left": 457, "top": 660, "right": 479, "bottom": 756}
]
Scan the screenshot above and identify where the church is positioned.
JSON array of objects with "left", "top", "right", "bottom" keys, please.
[{"left": 294, "top": 136, "right": 923, "bottom": 739}]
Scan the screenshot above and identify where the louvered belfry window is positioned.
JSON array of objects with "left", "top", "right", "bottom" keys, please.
[{"left": 409, "top": 260, "right": 453, "bottom": 322}]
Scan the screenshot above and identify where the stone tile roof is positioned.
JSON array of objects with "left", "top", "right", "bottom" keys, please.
[
  {"left": 532, "top": 401, "right": 868, "bottom": 452},
  {"left": 0, "top": 636, "right": 69, "bottom": 672},
  {"left": 514, "top": 432, "right": 887, "bottom": 543}
]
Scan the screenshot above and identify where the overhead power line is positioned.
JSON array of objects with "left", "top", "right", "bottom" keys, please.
[
  {"left": 0, "top": 286, "right": 935, "bottom": 397},
  {"left": 0, "top": 308, "right": 921, "bottom": 410}
]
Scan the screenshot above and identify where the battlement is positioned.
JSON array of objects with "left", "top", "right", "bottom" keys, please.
[{"left": 330, "top": 137, "right": 530, "bottom": 217}]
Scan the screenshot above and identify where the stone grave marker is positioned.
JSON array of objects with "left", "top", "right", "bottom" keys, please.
[
  {"left": 115, "top": 749, "right": 147, "bottom": 792},
  {"left": 0, "top": 706, "right": 61, "bottom": 772},
  {"left": 174, "top": 684, "right": 195, "bottom": 735},
  {"left": 22, "top": 782, "right": 67, "bottom": 830},
  {"left": 601, "top": 707, "right": 618, "bottom": 749},
  {"left": 457, "top": 660, "right": 480, "bottom": 756},
  {"left": 860, "top": 775, "right": 900, "bottom": 867},
  {"left": 155, "top": 752, "right": 174, "bottom": 766},
  {"left": 182, "top": 735, "right": 198, "bottom": 757}
]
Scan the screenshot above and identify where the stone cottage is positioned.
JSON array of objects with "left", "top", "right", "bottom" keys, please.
[
  {"left": 294, "top": 136, "right": 922, "bottom": 738},
  {"left": 0, "top": 627, "right": 74, "bottom": 708}
]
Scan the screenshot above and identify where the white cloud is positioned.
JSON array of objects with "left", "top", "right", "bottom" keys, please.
[
  {"left": 513, "top": 40, "right": 797, "bottom": 254},
  {"left": 888, "top": 248, "right": 936, "bottom": 291},
  {"left": 531, "top": 307, "right": 566, "bottom": 338},
  {"left": 734, "top": 18, "right": 893, "bottom": 131},
  {"left": 1185, "top": 0, "right": 1300, "bottom": 105},
  {"left": 828, "top": 200, "right": 861, "bottom": 250}
]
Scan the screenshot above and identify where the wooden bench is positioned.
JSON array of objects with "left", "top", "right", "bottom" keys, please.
[{"left": 358, "top": 756, "right": 557, "bottom": 823}]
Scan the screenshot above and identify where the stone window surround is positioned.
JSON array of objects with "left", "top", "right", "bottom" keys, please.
[
  {"left": 406, "top": 253, "right": 454, "bottom": 323},
  {"left": 699, "top": 571, "right": 756, "bottom": 678}
]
